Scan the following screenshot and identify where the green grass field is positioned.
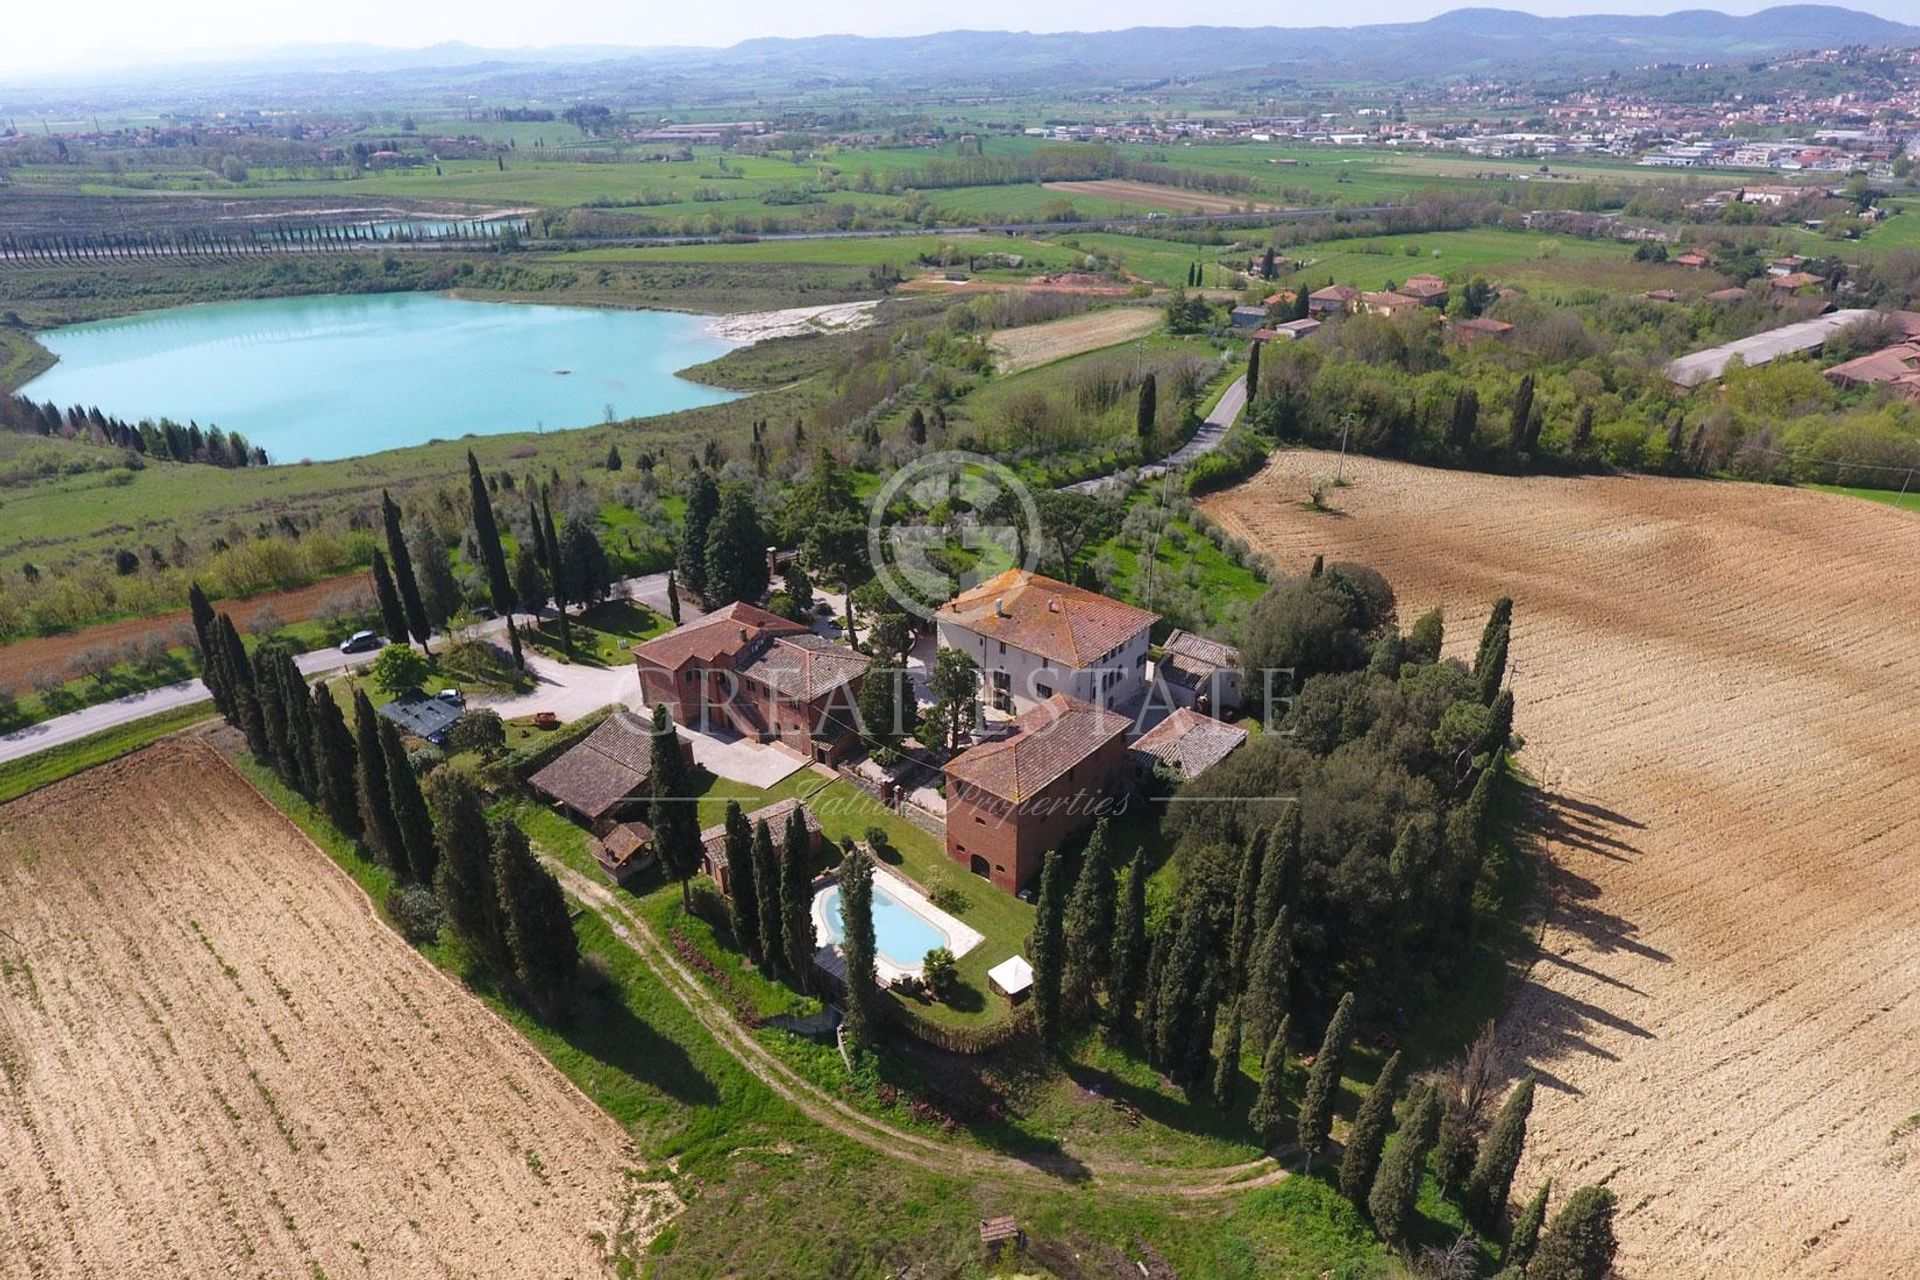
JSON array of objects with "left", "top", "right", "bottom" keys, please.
[
  {"left": 1809, "top": 482, "right": 1920, "bottom": 512},
  {"left": 0, "top": 701, "right": 215, "bottom": 804}
]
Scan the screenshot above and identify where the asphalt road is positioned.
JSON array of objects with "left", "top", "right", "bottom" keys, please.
[
  {"left": 0, "top": 571, "right": 687, "bottom": 767},
  {"left": 1065, "top": 373, "right": 1247, "bottom": 495}
]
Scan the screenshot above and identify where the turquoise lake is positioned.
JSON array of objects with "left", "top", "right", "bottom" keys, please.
[{"left": 20, "top": 292, "right": 742, "bottom": 462}]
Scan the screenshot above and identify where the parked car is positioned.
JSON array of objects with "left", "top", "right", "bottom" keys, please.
[
  {"left": 339, "top": 630, "right": 380, "bottom": 654},
  {"left": 471, "top": 606, "right": 497, "bottom": 621},
  {"left": 434, "top": 688, "right": 464, "bottom": 706}
]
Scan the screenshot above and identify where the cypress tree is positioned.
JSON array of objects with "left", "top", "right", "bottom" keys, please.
[
  {"left": 666, "top": 570, "right": 682, "bottom": 625},
  {"left": 704, "top": 487, "right": 770, "bottom": 607},
  {"left": 1449, "top": 387, "right": 1480, "bottom": 452},
  {"left": 780, "top": 805, "right": 815, "bottom": 990},
  {"left": 1140, "top": 926, "right": 1170, "bottom": 1050},
  {"left": 539, "top": 487, "right": 572, "bottom": 657},
  {"left": 407, "top": 518, "right": 461, "bottom": 632},
  {"left": 1507, "top": 1179, "right": 1551, "bottom": 1270},
  {"left": 650, "top": 706, "right": 700, "bottom": 906},
  {"left": 1136, "top": 373, "right": 1157, "bottom": 447},
  {"left": 1242, "top": 907, "right": 1291, "bottom": 1053},
  {"left": 1246, "top": 339, "right": 1261, "bottom": 402},
  {"left": 1475, "top": 624, "right": 1509, "bottom": 704},
  {"left": 1466, "top": 1075, "right": 1537, "bottom": 1231},
  {"left": 1296, "top": 990, "right": 1357, "bottom": 1167},
  {"left": 1109, "top": 855, "right": 1149, "bottom": 1035},
  {"left": 1152, "top": 903, "right": 1213, "bottom": 1081},
  {"left": 1060, "top": 818, "right": 1116, "bottom": 1020},
  {"left": 1482, "top": 688, "right": 1515, "bottom": 759},
  {"left": 309, "top": 682, "right": 362, "bottom": 841},
  {"left": 1229, "top": 825, "right": 1270, "bottom": 992},
  {"left": 1181, "top": 993, "right": 1220, "bottom": 1096},
  {"left": 837, "top": 844, "right": 879, "bottom": 1050},
  {"left": 1211, "top": 1001, "right": 1244, "bottom": 1112},
  {"left": 380, "top": 718, "right": 436, "bottom": 884},
  {"left": 1369, "top": 1085, "right": 1442, "bottom": 1246},
  {"left": 1246, "top": 1015, "right": 1291, "bottom": 1147},
  {"left": 1528, "top": 1185, "right": 1618, "bottom": 1280},
  {"left": 188, "top": 582, "right": 228, "bottom": 717},
  {"left": 1507, "top": 374, "right": 1535, "bottom": 451},
  {"left": 382, "top": 490, "right": 432, "bottom": 650},
  {"left": 274, "top": 649, "right": 315, "bottom": 793},
  {"left": 254, "top": 643, "right": 292, "bottom": 779},
  {"left": 491, "top": 817, "right": 579, "bottom": 1020},
  {"left": 1434, "top": 1092, "right": 1480, "bottom": 1199},
  {"left": 467, "top": 451, "right": 516, "bottom": 618},
  {"left": 352, "top": 690, "right": 401, "bottom": 862},
  {"left": 220, "top": 614, "right": 266, "bottom": 756},
  {"left": 427, "top": 769, "right": 508, "bottom": 976},
  {"left": 1028, "top": 849, "right": 1068, "bottom": 1044},
  {"left": 721, "top": 801, "right": 757, "bottom": 955},
  {"left": 677, "top": 469, "right": 719, "bottom": 596},
  {"left": 370, "top": 550, "right": 408, "bottom": 646},
  {"left": 1253, "top": 804, "right": 1301, "bottom": 935},
  {"left": 1571, "top": 402, "right": 1595, "bottom": 455},
  {"left": 1339, "top": 1051, "right": 1403, "bottom": 1204},
  {"left": 1475, "top": 598, "right": 1513, "bottom": 672},
  {"left": 752, "top": 819, "right": 782, "bottom": 968}
]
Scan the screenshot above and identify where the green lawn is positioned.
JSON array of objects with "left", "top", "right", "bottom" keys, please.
[
  {"left": 1809, "top": 481, "right": 1920, "bottom": 512},
  {"left": 523, "top": 598, "right": 673, "bottom": 667},
  {"left": 571, "top": 231, "right": 1078, "bottom": 270}
]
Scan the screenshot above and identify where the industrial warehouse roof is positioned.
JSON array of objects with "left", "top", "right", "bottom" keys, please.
[{"left": 1664, "top": 310, "right": 1870, "bottom": 388}]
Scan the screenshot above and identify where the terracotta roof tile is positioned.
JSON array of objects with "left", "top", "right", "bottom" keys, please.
[
  {"left": 1128, "top": 708, "right": 1247, "bottom": 780},
  {"left": 631, "top": 602, "right": 807, "bottom": 671},
  {"left": 738, "top": 633, "right": 870, "bottom": 701},
  {"left": 943, "top": 694, "right": 1130, "bottom": 803},
  {"left": 937, "top": 569, "right": 1157, "bottom": 669},
  {"left": 530, "top": 711, "right": 660, "bottom": 821}
]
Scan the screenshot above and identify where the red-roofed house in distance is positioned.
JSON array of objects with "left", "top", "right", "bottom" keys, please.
[
  {"left": 631, "top": 602, "right": 870, "bottom": 765},
  {"left": 1400, "top": 274, "right": 1448, "bottom": 306},
  {"left": 943, "top": 694, "right": 1132, "bottom": 892},
  {"left": 936, "top": 569, "right": 1159, "bottom": 715}
]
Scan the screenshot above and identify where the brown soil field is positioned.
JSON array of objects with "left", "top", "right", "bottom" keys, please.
[
  {"left": 989, "top": 307, "right": 1162, "bottom": 374},
  {"left": 0, "top": 570, "right": 365, "bottom": 690},
  {"left": 1040, "top": 179, "right": 1273, "bottom": 214},
  {"left": 1203, "top": 452, "right": 1920, "bottom": 1278},
  {"left": 0, "top": 739, "right": 671, "bottom": 1279}
]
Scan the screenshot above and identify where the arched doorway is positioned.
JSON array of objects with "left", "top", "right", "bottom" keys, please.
[{"left": 969, "top": 854, "right": 991, "bottom": 879}]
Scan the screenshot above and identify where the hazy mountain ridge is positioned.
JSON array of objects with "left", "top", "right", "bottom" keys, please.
[{"left": 3, "top": 7, "right": 1914, "bottom": 104}]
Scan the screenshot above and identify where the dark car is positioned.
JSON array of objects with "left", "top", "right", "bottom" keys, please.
[{"left": 339, "top": 630, "right": 381, "bottom": 654}]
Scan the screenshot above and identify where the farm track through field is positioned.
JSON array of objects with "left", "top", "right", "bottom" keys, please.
[
  {"left": 0, "top": 740, "right": 669, "bottom": 1279},
  {"left": 1202, "top": 451, "right": 1920, "bottom": 1278},
  {"left": 543, "top": 862, "right": 1293, "bottom": 1199}
]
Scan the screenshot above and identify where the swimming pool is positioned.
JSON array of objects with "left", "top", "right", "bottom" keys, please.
[{"left": 814, "top": 881, "right": 951, "bottom": 973}]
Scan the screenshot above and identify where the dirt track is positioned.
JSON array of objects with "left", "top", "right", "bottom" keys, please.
[
  {"left": 1041, "top": 179, "right": 1273, "bottom": 214},
  {"left": 0, "top": 740, "right": 670, "bottom": 1279},
  {"left": 1203, "top": 451, "right": 1920, "bottom": 1278}
]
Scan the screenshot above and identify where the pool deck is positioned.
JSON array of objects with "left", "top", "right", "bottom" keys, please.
[{"left": 812, "top": 864, "right": 985, "bottom": 984}]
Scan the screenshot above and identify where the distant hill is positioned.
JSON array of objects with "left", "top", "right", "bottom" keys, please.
[{"left": 6, "top": 7, "right": 1917, "bottom": 103}]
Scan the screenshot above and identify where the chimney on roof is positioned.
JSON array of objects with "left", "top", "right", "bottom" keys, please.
[
  {"left": 739, "top": 628, "right": 749, "bottom": 642},
  {"left": 1048, "top": 598, "right": 1060, "bottom": 612},
  {"left": 994, "top": 596, "right": 1008, "bottom": 618}
]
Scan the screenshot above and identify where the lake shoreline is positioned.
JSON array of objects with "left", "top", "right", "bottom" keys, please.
[{"left": 19, "top": 292, "right": 745, "bottom": 463}]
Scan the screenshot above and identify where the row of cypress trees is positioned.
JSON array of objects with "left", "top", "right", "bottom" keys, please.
[{"left": 190, "top": 581, "right": 581, "bottom": 1019}]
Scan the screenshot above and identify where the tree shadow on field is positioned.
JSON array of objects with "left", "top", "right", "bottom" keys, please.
[{"left": 1529, "top": 787, "right": 1644, "bottom": 862}]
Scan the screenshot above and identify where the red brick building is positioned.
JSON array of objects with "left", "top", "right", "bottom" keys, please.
[
  {"left": 943, "top": 694, "right": 1132, "bottom": 894},
  {"left": 631, "top": 603, "right": 870, "bottom": 765}
]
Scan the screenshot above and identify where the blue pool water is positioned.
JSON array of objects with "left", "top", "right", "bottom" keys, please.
[
  {"left": 20, "top": 292, "right": 741, "bottom": 463},
  {"left": 816, "top": 882, "right": 949, "bottom": 970}
]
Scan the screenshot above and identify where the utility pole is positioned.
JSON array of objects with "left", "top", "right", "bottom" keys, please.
[{"left": 1335, "top": 412, "right": 1355, "bottom": 485}]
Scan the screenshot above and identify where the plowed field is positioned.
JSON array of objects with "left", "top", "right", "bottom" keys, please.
[
  {"left": 0, "top": 739, "right": 669, "bottom": 1279},
  {"left": 1203, "top": 451, "right": 1920, "bottom": 1278}
]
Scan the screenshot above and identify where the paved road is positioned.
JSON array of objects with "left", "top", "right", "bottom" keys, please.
[
  {"left": 0, "top": 571, "right": 687, "bottom": 767},
  {"left": 1065, "top": 373, "right": 1247, "bottom": 496}
]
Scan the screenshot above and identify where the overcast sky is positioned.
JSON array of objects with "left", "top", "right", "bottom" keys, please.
[{"left": 5, "top": 0, "right": 1912, "bottom": 72}]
